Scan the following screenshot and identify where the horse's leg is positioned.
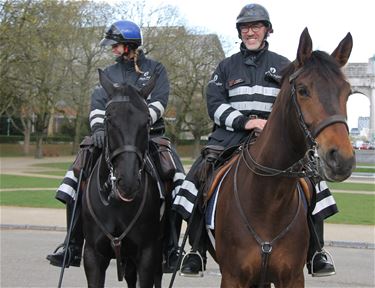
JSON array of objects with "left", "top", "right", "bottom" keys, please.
[
  {"left": 220, "top": 271, "right": 247, "bottom": 288},
  {"left": 124, "top": 259, "right": 137, "bottom": 288},
  {"left": 83, "top": 245, "right": 110, "bottom": 288},
  {"left": 273, "top": 271, "right": 304, "bottom": 288},
  {"left": 153, "top": 243, "right": 163, "bottom": 288},
  {"left": 137, "top": 244, "right": 161, "bottom": 288}
]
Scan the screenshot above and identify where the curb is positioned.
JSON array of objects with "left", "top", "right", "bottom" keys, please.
[
  {"left": 1, "top": 224, "right": 66, "bottom": 232},
  {"left": 2, "top": 224, "right": 374, "bottom": 250}
]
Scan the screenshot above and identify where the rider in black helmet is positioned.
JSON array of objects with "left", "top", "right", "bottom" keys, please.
[{"left": 174, "top": 3, "right": 337, "bottom": 278}]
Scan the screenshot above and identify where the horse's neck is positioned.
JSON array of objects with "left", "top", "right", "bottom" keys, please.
[
  {"left": 253, "top": 106, "right": 306, "bottom": 170},
  {"left": 241, "top": 108, "right": 306, "bottom": 207}
]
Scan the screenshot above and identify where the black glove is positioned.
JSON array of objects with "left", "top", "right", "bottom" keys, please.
[{"left": 92, "top": 129, "right": 104, "bottom": 149}]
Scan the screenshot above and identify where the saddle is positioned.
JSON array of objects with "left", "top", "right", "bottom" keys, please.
[
  {"left": 149, "top": 137, "right": 176, "bottom": 181},
  {"left": 71, "top": 136, "right": 96, "bottom": 178}
]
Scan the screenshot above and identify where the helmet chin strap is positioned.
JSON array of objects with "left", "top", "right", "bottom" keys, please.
[{"left": 121, "top": 45, "right": 130, "bottom": 58}]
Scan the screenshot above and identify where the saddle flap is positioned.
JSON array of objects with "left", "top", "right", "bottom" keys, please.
[{"left": 204, "top": 154, "right": 239, "bottom": 203}]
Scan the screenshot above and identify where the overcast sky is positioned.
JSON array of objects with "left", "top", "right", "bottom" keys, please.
[{"left": 106, "top": 0, "right": 374, "bottom": 129}]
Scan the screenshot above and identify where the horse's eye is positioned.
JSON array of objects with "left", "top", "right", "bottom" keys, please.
[{"left": 298, "top": 87, "right": 309, "bottom": 97}]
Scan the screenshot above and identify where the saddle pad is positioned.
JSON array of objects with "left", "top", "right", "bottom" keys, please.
[{"left": 205, "top": 168, "right": 232, "bottom": 230}]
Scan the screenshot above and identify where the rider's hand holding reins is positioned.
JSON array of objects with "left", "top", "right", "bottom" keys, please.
[
  {"left": 245, "top": 118, "right": 267, "bottom": 131},
  {"left": 92, "top": 128, "right": 105, "bottom": 149}
]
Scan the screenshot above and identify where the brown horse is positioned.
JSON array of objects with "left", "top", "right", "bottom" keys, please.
[{"left": 214, "top": 28, "right": 354, "bottom": 287}]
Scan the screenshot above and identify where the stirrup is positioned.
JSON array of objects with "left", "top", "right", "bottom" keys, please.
[
  {"left": 310, "top": 249, "right": 336, "bottom": 277},
  {"left": 179, "top": 250, "right": 204, "bottom": 277}
]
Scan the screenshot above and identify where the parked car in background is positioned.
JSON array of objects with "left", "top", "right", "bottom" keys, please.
[{"left": 359, "top": 142, "right": 371, "bottom": 150}]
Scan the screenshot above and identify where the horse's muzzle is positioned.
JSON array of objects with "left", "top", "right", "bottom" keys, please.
[{"left": 318, "top": 148, "right": 355, "bottom": 182}]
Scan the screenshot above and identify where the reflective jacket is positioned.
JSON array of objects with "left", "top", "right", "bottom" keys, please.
[
  {"left": 89, "top": 50, "right": 169, "bottom": 133},
  {"left": 206, "top": 42, "right": 290, "bottom": 147}
]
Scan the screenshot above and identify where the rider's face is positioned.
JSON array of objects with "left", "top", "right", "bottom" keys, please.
[
  {"left": 111, "top": 43, "right": 126, "bottom": 57},
  {"left": 239, "top": 22, "right": 267, "bottom": 50}
]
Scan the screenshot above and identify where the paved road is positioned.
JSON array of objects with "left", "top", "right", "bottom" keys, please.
[{"left": 1, "top": 229, "right": 374, "bottom": 288}]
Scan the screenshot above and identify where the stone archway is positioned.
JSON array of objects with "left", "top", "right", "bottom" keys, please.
[{"left": 344, "top": 56, "right": 375, "bottom": 139}]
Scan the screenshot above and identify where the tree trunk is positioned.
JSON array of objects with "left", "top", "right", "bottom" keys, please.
[
  {"left": 23, "top": 119, "right": 32, "bottom": 156},
  {"left": 34, "top": 134, "right": 43, "bottom": 159},
  {"left": 72, "top": 114, "right": 82, "bottom": 154}
]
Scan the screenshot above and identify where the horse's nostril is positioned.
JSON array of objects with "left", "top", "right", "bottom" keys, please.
[{"left": 328, "top": 148, "right": 339, "bottom": 162}]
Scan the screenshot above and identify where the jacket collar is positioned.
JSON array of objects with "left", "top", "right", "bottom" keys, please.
[
  {"left": 240, "top": 41, "right": 269, "bottom": 66},
  {"left": 115, "top": 49, "right": 146, "bottom": 70}
]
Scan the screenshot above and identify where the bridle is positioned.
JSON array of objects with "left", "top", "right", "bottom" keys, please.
[
  {"left": 103, "top": 96, "right": 150, "bottom": 201},
  {"left": 242, "top": 66, "right": 349, "bottom": 179},
  {"left": 289, "top": 67, "right": 348, "bottom": 147}
]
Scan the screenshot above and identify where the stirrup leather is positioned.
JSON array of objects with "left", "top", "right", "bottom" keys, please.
[
  {"left": 310, "top": 249, "right": 336, "bottom": 277},
  {"left": 179, "top": 250, "right": 205, "bottom": 277}
]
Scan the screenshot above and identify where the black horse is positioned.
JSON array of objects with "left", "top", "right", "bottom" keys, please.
[{"left": 81, "top": 69, "right": 163, "bottom": 288}]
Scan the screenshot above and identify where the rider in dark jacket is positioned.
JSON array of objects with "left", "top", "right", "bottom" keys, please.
[
  {"left": 173, "top": 3, "right": 337, "bottom": 278},
  {"left": 47, "top": 20, "right": 185, "bottom": 271},
  {"left": 205, "top": 40, "right": 289, "bottom": 148}
]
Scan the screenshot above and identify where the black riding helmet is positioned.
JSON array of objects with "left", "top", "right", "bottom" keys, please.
[
  {"left": 236, "top": 4, "right": 273, "bottom": 38},
  {"left": 100, "top": 20, "right": 142, "bottom": 48}
]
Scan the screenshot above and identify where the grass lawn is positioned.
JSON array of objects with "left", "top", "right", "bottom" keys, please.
[
  {"left": 32, "top": 162, "right": 72, "bottom": 170},
  {"left": 328, "top": 182, "right": 375, "bottom": 191},
  {"left": 327, "top": 193, "right": 375, "bottom": 225},
  {"left": 0, "top": 190, "right": 64, "bottom": 208},
  {"left": 0, "top": 174, "right": 60, "bottom": 189}
]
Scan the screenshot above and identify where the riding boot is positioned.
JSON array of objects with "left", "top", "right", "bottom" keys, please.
[
  {"left": 46, "top": 200, "right": 84, "bottom": 268},
  {"left": 307, "top": 217, "right": 336, "bottom": 277},
  {"left": 163, "top": 210, "right": 183, "bottom": 273},
  {"left": 180, "top": 210, "right": 207, "bottom": 277}
]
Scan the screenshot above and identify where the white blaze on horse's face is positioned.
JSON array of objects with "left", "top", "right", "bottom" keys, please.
[{"left": 293, "top": 28, "right": 355, "bottom": 182}]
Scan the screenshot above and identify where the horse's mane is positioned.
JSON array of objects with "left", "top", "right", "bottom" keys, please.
[{"left": 281, "top": 50, "right": 344, "bottom": 84}]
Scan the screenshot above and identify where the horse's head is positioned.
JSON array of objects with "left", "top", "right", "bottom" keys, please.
[
  {"left": 99, "top": 69, "right": 155, "bottom": 201},
  {"left": 285, "top": 28, "right": 355, "bottom": 182}
]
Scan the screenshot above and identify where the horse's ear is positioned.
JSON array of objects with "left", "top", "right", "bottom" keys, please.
[
  {"left": 331, "top": 33, "right": 353, "bottom": 67},
  {"left": 140, "top": 74, "right": 158, "bottom": 99},
  {"left": 296, "top": 28, "right": 312, "bottom": 67},
  {"left": 98, "top": 69, "right": 115, "bottom": 98}
]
